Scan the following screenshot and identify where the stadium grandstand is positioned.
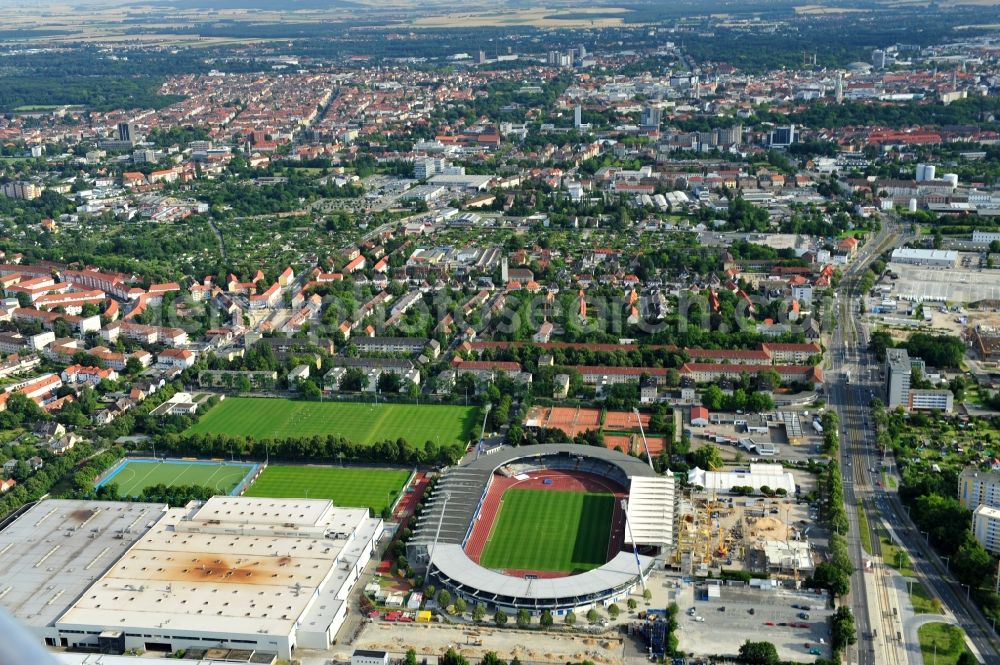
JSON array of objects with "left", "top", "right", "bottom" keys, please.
[{"left": 407, "top": 445, "right": 676, "bottom": 615}]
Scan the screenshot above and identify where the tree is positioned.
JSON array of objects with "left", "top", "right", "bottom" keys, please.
[
  {"left": 436, "top": 589, "right": 451, "bottom": 609},
  {"left": 378, "top": 371, "right": 403, "bottom": 394},
  {"left": 627, "top": 598, "right": 637, "bottom": 610},
  {"left": 586, "top": 608, "right": 600, "bottom": 624},
  {"left": 516, "top": 608, "right": 531, "bottom": 627},
  {"left": 473, "top": 602, "right": 487, "bottom": 622},
  {"left": 454, "top": 597, "right": 467, "bottom": 615},
  {"left": 738, "top": 640, "right": 780, "bottom": 665},
  {"left": 643, "top": 589, "right": 652, "bottom": 602},
  {"left": 607, "top": 603, "right": 620, "bottom": 620},
  {"left": 494, "top": 609, "right": 508, "bottom": 626},
  {"left": 11, "top": 459, "right": 31, "bottom": 483},
  {"left": 480, "top": 652, "right": 506, "bottom": 665},
  {"left": 564, "top": 611, "right": 577, "bottom": 625},
  {"left": 831, "top": 606, "right": 857, "bottom": 650},
  {"left": 124, "top": 356, "right": 144, "bottom": 375},
  {"left": 540, "top": 610, "right": 553, "bottom": 627},
  {"left": 299, "top": 378, "right": 321, "bottom": 400},
  {"left": 691, "top": 444, "right": 724, "bottom": 471},
  {"left": 236, "top": 376, "right": 252, "bottom": 394},
  {"left": 339, "top": 367, "right": 369, "bottom": 392},
  {"left": 952, "top": 532, "right": 994, "bottom": 589},
  {"left": 812, "top": 561, "right": 850, "bottom": 598},
  {"left": 405, "top": 650, "right": 418, "bottom": 665},
  {"left": 702, "top": 385, "right": 724, "bottom": 410},
  {"left": 441, "top": 649, "right": 469, "bottom": 665},
  {"left": 956, "top": 651, "right": 980, "bottom": 665}
]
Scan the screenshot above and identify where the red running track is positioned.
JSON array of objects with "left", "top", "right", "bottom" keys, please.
[{"left": 463, "top": 469, "right": 627, "bottom": 578}]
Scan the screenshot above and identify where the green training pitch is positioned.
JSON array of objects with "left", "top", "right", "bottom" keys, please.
[
  {"left": 185, "top": 397, "right": 479, "bottom": 447},
  {"left": 244, "top": 465, "right": 410, "bottom": 513},
  {"left": 100, "top": 460, "right": 253, "bottom": 498},
  {"left": 479, "top": 488, "right": 614, "bottom": 574}
]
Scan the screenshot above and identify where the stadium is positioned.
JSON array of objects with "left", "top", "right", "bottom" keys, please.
[{"left": 408, "top": 445, "right": 676, "bottom": 615}]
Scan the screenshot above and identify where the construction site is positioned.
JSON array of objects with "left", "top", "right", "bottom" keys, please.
[{"left": 670, "top": 480, "right": 816, "bottom": 582}]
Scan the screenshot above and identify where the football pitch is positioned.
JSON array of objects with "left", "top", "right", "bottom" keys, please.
[
  {"left": 185, "top": 397, "right": 479, "bottom": 446},
  {"left": 479, "top": 488, "right": 614, "bottom": 574},
  {"left": 244, "top": 465, "right": 410, "bottom": 513},
  {"left": 97, "top": 460, "right": 254, "bottom": 498}
]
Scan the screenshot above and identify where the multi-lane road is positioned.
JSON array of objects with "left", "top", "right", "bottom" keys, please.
[{"left": 829, "top": 219, "right": 1000, "bottom": 665}]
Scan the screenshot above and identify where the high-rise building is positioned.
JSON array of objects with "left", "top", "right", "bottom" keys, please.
[
  {"left": 716, "top": 124, "right": 743, "bottom": 146},
  {"left": 640, "top": 106, "right": 662, "bottom": 130},
  {"left": 574, "top": 105, "right": 582, "bottom": 129},
  {"left": 477, "top": 50, "right": 486, "bottom": 64},
  {"left": 885, "top": 348, "right": 911, "bottom": 409},
  {"left": 973, "top": 505, "right": 1000, "bottom": 555},
  {"left": 768, "top": 124, "right": 797, "bottom": 148},
  {"left": 959, "top": 467, "right": 1000, "bottom": 510},
  {"left": 547, "top": 50, "right": 561, "bottom": 66},
  {"left": 834, "top": 72, "right": 844, "bottom": 104},
  {"left": 117, "top": 122, "right": 136, "bottom": 144},
  {"left": 578, "top": 44, "right": 587, "bottom": 59},
  {"left": 872, "top": 49, "right": 887, "bottom": 70},
  {"left": 0, "top": 181, "right": 42, "bottom": 201}
]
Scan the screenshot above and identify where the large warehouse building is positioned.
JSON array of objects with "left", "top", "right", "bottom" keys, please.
[
  {"left": 0, "top": 497, "right": 383, "bottom": 659},
  {"left": 889, "top": 247, "right": 958, "bottom": 268}
]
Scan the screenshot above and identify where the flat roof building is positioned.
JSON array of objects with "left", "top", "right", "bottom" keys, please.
[
  {"left": 1, "top": 497, "right": 383, "bottom": 659},
  {"left": 973, "top": 504, "right": 1000, "bottom": 555},
  {"left": 885, "top": 348, "right": 912, "bottom": 410},
  {"left": 959, "top": 466, "right": 1000, "bottom": 510},
  {"left": 687, "top": 463, "right": 796, "bottom": 495},
  {"left": 0, "top": 499, "right": 167, "bottom": 642},
  {"left": 889, "top": 248, "right": 958, "bottom": 268},
  {"left": 909, "top": 389, "right": 954, "bottom": 413}
]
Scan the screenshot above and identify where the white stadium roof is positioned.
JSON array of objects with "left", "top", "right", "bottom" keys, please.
[
  {"left": 625, "top": 476, "right": 676, "bottom": 548},
  {"left": 431, "top": 543, "right": 653, "bottom": 604}
]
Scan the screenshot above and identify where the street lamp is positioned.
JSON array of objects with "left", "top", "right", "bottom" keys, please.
[
  {"left": 920, "top": 530, "right": 930, "bottom": 545},
  {"left": 963, "top": 584, "right": 971, "bottom": 602},
  {"left": 941, "top": 555, "right": 949, "bottom": 573}
]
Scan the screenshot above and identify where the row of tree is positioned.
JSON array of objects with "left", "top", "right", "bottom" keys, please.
[{"left": 144, "top": 432, "right": 466, "bottom": 468}]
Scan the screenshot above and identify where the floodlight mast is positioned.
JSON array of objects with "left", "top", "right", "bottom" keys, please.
[
  {"left": 427, "top": 490, "right": 451, "bottom": 575},
  {"left": 475, "top": 404, "right": 492, "bottom": 461},
  {"left": 621, "top": 498, "right": 647, "bottom": 595},
  {"left": 632, "top": 408, "right": 655, "bottom": 471}
]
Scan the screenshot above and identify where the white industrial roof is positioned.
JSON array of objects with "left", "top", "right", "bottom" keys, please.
[
  {"left": 761, "top": 540, "right": 813, "bottom": 571},
  {"left": 687, "top": 463, "right": 795, "bottom": 494},
  {"left": 56, "top": 496, "right": 373, "bottom": 639},
  {"left": 890, "top": 248, "right": 958, "bottom": 262},
  {"left": 0, "top": 499, "right": 167, "bottom": 628}
]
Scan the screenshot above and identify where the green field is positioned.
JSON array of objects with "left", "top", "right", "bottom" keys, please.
[
  {"left": 480, "top": 488, "right": 614, "bottom": 574},
  {"left": 909, "top": 581, "right": 943, "bottom": 615},
  {"left": 244, "top": 465, "right": 410, "bottom": 513},
  {"left": 100, "top": 460, "right": 253, "bottom": 497},
  {"left": 185, "top": 397, "right": 479, "bottom": 446},
  {"left": 918, "top": 623, "right": 970, "bottom": 665}
]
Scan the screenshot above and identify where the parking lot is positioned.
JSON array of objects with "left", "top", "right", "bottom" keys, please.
[
  {"left": 889, "top": 258, "right": 1000, "bottom": 303},
  {"left": 674, "top": 583, "right": 832, "bottom": 661}
]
